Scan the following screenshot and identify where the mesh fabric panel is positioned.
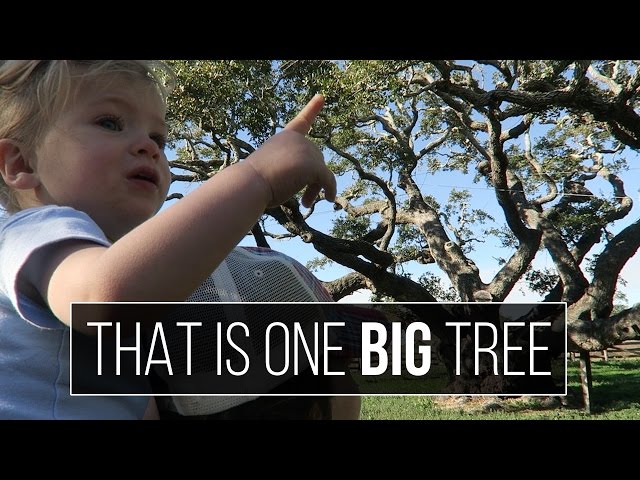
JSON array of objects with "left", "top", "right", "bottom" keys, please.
[{"left": 156, "top": 247, "right": 331, "bottom": 416}]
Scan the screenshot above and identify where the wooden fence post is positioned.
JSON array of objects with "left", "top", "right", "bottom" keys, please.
[{"left": 578, "top": 351, "right": 593, "bottom": 414}]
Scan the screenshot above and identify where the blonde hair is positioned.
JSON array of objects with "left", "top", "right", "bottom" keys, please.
[{"left": 0, "top": 60, "right": 175, "bottom": 213}]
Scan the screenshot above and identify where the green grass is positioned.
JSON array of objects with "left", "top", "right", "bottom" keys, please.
[{"left": 360, "top": 357, "right": 640, "bottom": 420}]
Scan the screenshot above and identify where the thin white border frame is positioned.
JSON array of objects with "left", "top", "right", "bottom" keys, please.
[{"left": 70, "top": 301, "right": 568, "bottom": 397}]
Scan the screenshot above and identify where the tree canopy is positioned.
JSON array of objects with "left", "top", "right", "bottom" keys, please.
[{"left": 164, "top": 60, "right": 640, "bottom": 354}]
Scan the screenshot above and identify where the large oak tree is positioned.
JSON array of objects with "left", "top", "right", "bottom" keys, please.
[{"left": 164, "top": 60, "right": 640, "bottom": 391}]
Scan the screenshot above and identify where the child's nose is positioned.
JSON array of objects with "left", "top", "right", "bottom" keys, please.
[{"left": 134, "top": 133, "right": 161, "bottom": 159}]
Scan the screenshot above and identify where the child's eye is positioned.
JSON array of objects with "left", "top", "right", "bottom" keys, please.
[{"left": 97, "top": 115, "right": 123, "bottom": 131}]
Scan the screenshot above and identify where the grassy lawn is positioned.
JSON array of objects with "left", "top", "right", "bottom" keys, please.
[{"left": 360, "top": 357, "right": 640, "bottom": 420}]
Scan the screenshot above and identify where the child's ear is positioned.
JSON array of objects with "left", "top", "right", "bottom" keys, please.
[{"left": 0, "top": 139, "right": 40, "bottom": 190}]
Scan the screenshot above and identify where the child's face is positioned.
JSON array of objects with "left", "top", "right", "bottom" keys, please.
[{"left": 33, "top": 73, "right": 171, "bottom": 240}]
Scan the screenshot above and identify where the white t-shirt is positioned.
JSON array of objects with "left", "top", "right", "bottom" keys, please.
[{"left": 0, "top": 206, "right": 151, "bottom": 419}]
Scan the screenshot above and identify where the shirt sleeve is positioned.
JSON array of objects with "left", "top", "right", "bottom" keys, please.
[{"left": 0, "top": 206, "right": 111, "bottom": 329}]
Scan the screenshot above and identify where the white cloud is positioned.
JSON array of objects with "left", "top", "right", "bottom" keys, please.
[{"left": 338, "top": 289, "right": 373, "bottom": 303}]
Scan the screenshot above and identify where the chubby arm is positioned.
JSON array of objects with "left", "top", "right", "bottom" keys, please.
[{"left": 38, "top": 95, "right": 336, "bottom": 329}]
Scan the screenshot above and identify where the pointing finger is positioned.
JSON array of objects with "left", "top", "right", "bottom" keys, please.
[{"left": 284, "top": 94, "right": 325, "bottom": 134}]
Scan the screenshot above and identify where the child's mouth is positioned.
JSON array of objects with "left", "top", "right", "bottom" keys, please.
[{"left": 127, "top": 167, "right": 159, "bottom": 189}]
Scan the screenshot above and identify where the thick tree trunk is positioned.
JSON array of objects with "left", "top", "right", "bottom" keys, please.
[{"left": 567, "top": 304, "right": 640, "bottom": 351}]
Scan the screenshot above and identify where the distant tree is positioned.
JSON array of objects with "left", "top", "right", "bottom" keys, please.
[{"left": 165, "top": 60, "right": 640, "bottom": 392}]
